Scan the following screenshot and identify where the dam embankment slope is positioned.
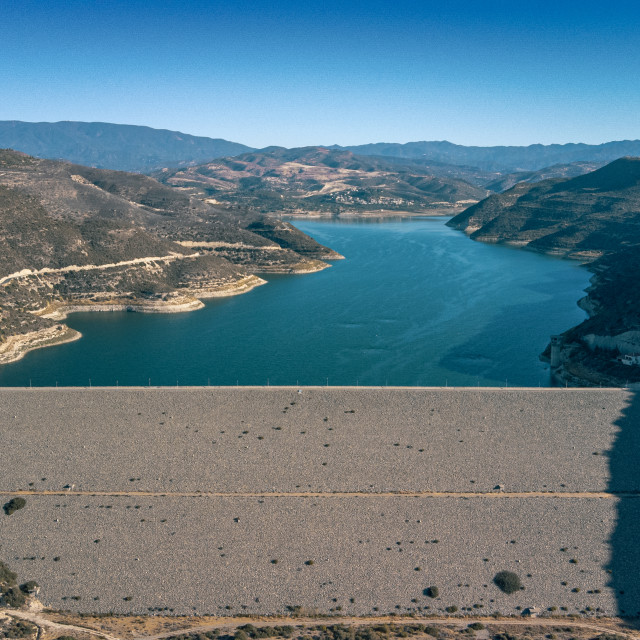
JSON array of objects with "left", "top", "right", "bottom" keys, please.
[{"left": 0, "top": 387, "right": 636, "bottom": 618}]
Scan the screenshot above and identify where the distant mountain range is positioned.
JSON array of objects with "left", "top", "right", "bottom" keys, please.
[
  {"left": 0, "top": 121, "right": 254, "bottom": 173},
  {"left": 448, "top": 156, "right": 640, "bottom": 386},
  {"left": 1, "top": 120, "right": 639, "bottom": 177},
  {"left": 338, "top": 140, "right": 640, "bottom": 172},
  {"left": 482, "top": 161, "right": 603, "bottom": 192},
  {"left": 154, "top": 146, "right": 487, "bottom": 215}
]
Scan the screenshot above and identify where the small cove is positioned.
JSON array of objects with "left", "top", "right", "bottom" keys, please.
[{"left": 0, "top": 217, "right": 591, "bottom": 387}]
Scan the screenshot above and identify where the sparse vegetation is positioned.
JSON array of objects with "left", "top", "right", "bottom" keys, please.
[
  {"left": 493, "top": 571, "right": 522, "bottom": 594},
  {"left": 156, "top": 148, "right": 485, "bottom": 216},
  {"left": 236, "top": 625, "right": 295, "bottom": 639},
  {"left": 0, "top": 151, "right": 338, "bottom": 356},
  {"left": 166, "top": 625, "right": 453, "bottom": 640},
  {"left": 0, "top": 561, "right": 36, "bottom": 609},
  {"left": 1, "top": 619, "right": 37, "bottom": 639},
  {"left": 0, "top": 561, "right": 17, "bottom": 585},
  {"left": 424, "top": 586, "right": 439, "bottom": 598},
  {"left": 3, "top": 497, "right": 26, "bottom": 515},
  {"left": 19, "top": 581, "right": 39, "bottom": 594},
  {"left": 1, "top": 586, "right": 27, "bottom": 608}
]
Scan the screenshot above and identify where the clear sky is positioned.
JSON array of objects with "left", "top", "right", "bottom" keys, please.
[{"left": 2, "top": 0, "right": 639, "bottom": 148}]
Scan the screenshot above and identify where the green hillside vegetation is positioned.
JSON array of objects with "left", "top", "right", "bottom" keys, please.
[{"left": 448, "top": 157, "right": 640, "bottom": 386}]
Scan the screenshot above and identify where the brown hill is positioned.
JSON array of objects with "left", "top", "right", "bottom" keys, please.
[
  {"left": 154, "top": 146, "right": 487, "bottom": 215},
  {"left": 448, "top": 157, "right": 640, "bottom": 259},
  {"left": 0, "top": 150, "right": 340, "bottom": 361}
]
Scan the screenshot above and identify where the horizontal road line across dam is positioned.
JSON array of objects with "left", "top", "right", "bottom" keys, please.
[{"left": 0, "top": 489, "right": 636, "bottom": 498}]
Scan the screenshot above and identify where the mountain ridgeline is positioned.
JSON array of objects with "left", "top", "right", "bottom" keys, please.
[
  {"left": 340, "top": 140, "right": 640, "bottom": 172},
  {"left": 0, "top": 149, "right": 340, "bottom": 363},
  {"left": 0, "top": 121, "right": 254, "bottom": 172},
  {"left": 448, "top": 157, "right": 640, "bottom": 386},
  {"left": 2, "top": 121, "right": 638, "bottom": 184},
  {"left": 1, "top": 120, "right": 640, "bottom": 387}
]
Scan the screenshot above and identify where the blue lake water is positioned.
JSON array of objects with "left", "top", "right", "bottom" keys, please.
[{"left": 0, "top": 217, "right": 591, "bottom": 387}]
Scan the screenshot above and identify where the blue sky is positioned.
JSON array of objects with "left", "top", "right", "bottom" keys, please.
[{"left": 1, "top": 0, "right": 639, "bottom": 148}]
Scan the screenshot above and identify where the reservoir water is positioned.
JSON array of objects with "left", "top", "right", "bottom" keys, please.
[{"left": 0, "top": 218, "right": 590, "bottom": 387}]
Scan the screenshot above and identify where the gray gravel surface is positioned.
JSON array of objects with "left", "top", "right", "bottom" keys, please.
[
  {"left": 0, "top": 495, "right": 620, "bottom": 616},
  {"left": 0, "top": 387, "right": 635, "bottom": 618},
  {"left": 0, "top": 388, "right": 627, "bottom": 493}
]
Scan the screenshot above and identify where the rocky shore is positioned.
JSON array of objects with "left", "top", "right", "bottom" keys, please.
[
  {"left": 0, "top": 275, "right": 276, "bottom": 364},
  {"left": 446, "top": 158, "right": 640, "bottom": 387},
  {"left": 0, "top": 325, "right": 81, "bottom": 365}
]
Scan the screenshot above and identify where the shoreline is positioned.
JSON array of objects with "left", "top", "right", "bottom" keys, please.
[
  {"left": 0, "top": 325, "right": 82, "bottom": 365},
  {"left": 279, "top": 207, "right": 466, "bottom": 219},
  {"left": 446, "top": 222, "right": 617, "bottom": 388},
  {"left": 0, "top": 258, "right": 340, "bottom": 368},
  {"left": 465, "top": 236, "right": 638, "bottom": 388},
  {"left": 39, "top": 297, "right": 206, "bottom": 321},
  {"left": 0, "top": 275, "right": 269, "bottom": 366},
  {"left": 258, "top": 259, "right": 335, "bottom": 274}
]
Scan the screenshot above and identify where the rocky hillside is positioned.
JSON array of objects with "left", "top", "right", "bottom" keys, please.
[
  {"left": 448, "top": 157, "right": 640, "bottom": 386},
  {"left": 0, "top": 121, "right": 614, "bottom": 196},
  {"left": 0, "top": 150, "right": 340, "bottom": 363},
  {"left": 0, "top": 121, "right": 254, "bottom": 172},
  {"left": 448, "top": 157, "right": 640, "bottom": 258},
  {"left": 154, "top": 146, "right": 487, "bottom": 215}
]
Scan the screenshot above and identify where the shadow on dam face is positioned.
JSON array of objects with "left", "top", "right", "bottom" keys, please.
[{"left": 608, "top": 389, "right": 640, "bottom": 622}]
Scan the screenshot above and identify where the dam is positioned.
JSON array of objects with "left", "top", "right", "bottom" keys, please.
[{"left": 1, "top": 387, "right": 638, "bottom": 618}]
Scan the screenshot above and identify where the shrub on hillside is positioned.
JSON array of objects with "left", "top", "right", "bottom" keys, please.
[
  {"left": 3, "top": 498, "right": 27, "bottom": 516},
  {"left": 0, "top": 561, "right": 17, "bottom": 586},
  {"left": 1, "top": 586, "right": 27, "bottom": 608},
  {"left": 19, "top": 581, "right": 39, "bottom": 594},
  {"left": 3, "top": 619, "right": 37, "bottom": 638},
  {"left": 493, "top": 571, "right": 522, "bottom": 594}
]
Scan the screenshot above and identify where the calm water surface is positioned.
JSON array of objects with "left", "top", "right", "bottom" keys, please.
[{"left": 0, "top": 218, "right": 590, "bottom": 387}]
